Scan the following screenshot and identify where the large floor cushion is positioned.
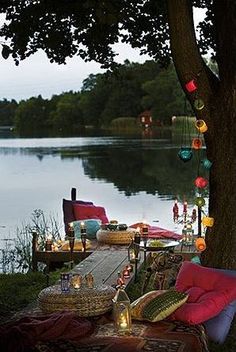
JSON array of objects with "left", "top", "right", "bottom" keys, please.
[
  {"left": 171, "top": 262, "right": 236, "bottom": 325},
  {"left": 63, "top": 199, "right": 93, "bottom": 233},
  {"left": 203, "top": 268, "right": 236, "bottom": 344}
]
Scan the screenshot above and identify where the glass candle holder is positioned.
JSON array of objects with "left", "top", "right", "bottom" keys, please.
[{"left": 60, "top": 273, "right": 70, "bottom": 293}]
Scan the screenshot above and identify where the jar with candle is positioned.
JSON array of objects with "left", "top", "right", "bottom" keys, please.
[
  {"left": 60, "top": 273, "right": 70, "bottom": 293},
  {"left": 113, "top": 286, "right": 132, "bottom": 335},
  {"left": 71, "top": 274, "right": 82, "bottom": 289}
]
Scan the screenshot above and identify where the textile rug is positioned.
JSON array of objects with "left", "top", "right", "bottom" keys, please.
[{"left": 34, "top": 318, "right": 209, "bottom": 352}]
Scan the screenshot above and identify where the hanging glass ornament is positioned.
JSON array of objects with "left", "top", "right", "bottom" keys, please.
[
  {"left": 178, "top": 147, "right": 193, "bottom": 162},
  {"left": 192, "top": 138, "right": 202, "bottom": 150},
  {"left": 202, "top": 216, "right": 214, "bottom": 227},
  {"left": 201, "top": 158, "right": 212, "bottom": 169},
  {"left": 195, "top": 196, "right": 205, "bottom": 207},
  {"left": 194, "top": 99, "right": 205, "bottom": 110},
  {"left": 195, "top": 119, "right": 208, "bottom": 133},
  {"left": 194, "top": 176, "right": 208, "bottom": 188},
  {"left": 185, "top": 79, "right": 197, "bottom": 93}
]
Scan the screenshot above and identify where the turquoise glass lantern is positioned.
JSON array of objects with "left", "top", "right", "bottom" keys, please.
[
  {"left": 201, "top": 158, "right": 212, "bottom": 169},
  {"left": 178, "top": 147, "right": 193, "bottom": 162}
]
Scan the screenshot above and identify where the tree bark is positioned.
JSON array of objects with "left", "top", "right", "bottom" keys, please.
[{"left": 167, "top": 0, "right": 236, "bottom": 269}]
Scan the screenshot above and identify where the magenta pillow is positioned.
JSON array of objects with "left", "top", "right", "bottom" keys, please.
[
  {"left": 62, "top": 199, "right": 93, "bottom": 234},
  {"left": 170, "top": 261, "right": 236, "bottom": 324},
  {"left": 73, "top": 204, "right": 109, "bottom": 224}
]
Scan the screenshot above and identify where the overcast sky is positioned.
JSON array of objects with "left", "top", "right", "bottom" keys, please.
[{"left": 0, "top": 9, "right": 205, "bottom": 102}]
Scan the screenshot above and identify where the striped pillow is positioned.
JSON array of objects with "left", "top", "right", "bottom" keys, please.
[{"left": 131, "top": 289, "right": 188, "bottom": 322}]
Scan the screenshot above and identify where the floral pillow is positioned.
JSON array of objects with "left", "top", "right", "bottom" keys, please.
[{"left": 72, "top": 219, "right": 101, "bottom": 239}]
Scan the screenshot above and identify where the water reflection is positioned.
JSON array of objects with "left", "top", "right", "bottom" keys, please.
[{"left": 0, "top": 135, "right": 209, "bottom": 238}]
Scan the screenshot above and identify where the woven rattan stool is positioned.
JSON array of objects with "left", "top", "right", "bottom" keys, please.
[
  {"left": 38, "top": 284, "right": 116, "bottom": 317},
  {"left": 96, "top": 228, "right": 135, "bottom": 245}
]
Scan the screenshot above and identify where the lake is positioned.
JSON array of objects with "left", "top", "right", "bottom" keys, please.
[{"left": 0, "top": 131, "right": 208, "bottom": 245}]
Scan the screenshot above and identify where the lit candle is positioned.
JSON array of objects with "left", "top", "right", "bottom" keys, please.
[
  {"left": 119, "top": 314, "right": 128, "bottom": 329},
  {"left": 80, "top": 221, "right": 86, "bottom": 234}
]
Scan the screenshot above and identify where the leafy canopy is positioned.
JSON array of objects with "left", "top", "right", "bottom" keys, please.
[{"left": 0, "top": 0, "right": 214, "bottom": 68}]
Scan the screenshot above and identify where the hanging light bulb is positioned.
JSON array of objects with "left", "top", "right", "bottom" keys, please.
[
  {"left": 195, "top": 197, "right": 205, "bottom": 207},
  {"left": 192, "top": 138, "right": 202, "bottom": 150},
  {"left": 194, "top": 176, "right": 208, "bottom": 188},
  {"left": 201, "top": 158, "right": 212, "bottom": 169},
  {"left": 195, "top": 237, "right": 206, "bottom": 251},
  {"left": 178, "top": 147, "right": 193, "bottom": 162},
  {"left": 185, "top": 79, "right": 197, "bottom": 93},
  {"left": 195, "top": 119, "right": 208, "bottom": 133},
  {"left": 202, "top": 216, "right": 214, "bottom": 227},
  {"left": 194, "top": 99, "right": 205, "bottom": 110}
]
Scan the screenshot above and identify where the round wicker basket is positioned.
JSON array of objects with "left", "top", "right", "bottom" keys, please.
[
  {"left": 96, "top": 228, "right": 135, "bottom": 245},
  {"left": 38, "top": 284, "right": 116, "bottom": 317}
]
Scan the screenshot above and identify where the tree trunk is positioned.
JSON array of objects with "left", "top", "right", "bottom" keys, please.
[{"left": 167, "top": 0, "right": 236, "bottom": 269}]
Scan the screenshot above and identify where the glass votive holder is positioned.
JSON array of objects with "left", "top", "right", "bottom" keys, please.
[
  {"left": 71, "top": 274, "right": 82, "bottom": 289},
  {"left": 60, "top": 273, "right": 70, "bottom": 293}
]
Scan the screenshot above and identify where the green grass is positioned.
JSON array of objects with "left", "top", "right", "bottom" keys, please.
[{"left": 0, "top": 271, "right": 60, "bottom": 322}]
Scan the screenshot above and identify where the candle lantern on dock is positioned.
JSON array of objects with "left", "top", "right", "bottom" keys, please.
[
  {"left": 128, "top": 239, "right": 140, "bottom": 263},
  {"left": 113, "top": 286, "right": 132, "bottom": 335},
  {"left": 45, "top": 237, "right": 52, "bottom": 251},
  {"left": 68, "top": 223, "right": 75, "bottom": 269},
  {"left": 80, "top": 222, "right": 87, "bottom": 254},
  {"left": 141, "top": 222, "right": 149, "bottom": 266}
]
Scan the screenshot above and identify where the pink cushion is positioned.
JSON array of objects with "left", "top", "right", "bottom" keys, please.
[
  {"left": 73, "top": 204, "right": 109, "bottom": 224},
  {"left": 170, "top": 261, "right": 236, "bottom": 324}
]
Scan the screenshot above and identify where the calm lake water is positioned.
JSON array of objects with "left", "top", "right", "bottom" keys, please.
[{"left": 0, "top": 132, "right": 208, "bottom": 244}]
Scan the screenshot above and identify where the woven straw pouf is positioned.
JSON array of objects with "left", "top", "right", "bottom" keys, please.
[
  {"left": 96, "top": 228, "right": 135, "bottom": 245},
  {"left": 38, "top": 284, "right": 116, "bottom": 317}
]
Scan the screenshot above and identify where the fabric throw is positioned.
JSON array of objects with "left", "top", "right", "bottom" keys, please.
[
  {"left": 0, "top": 311, "right": 94, "bottom": 352},
  {"left": 131, "top": 289, "right": 188, "bottom": 322},
  {"left": 61, "top": 239, "right": 92, "bottom": 251}
]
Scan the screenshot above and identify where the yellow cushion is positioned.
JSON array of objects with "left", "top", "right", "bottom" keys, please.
[
  {"left": 61, "top": 239, "right": 91, "bottom": 251},
  {"left": 131, "top": 289, "right": 188, "bottom": 322}
]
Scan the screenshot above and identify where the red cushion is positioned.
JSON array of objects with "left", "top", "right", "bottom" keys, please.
[
  {"left": 170, "top": 262, "right": 236, "bottom": 324},
  {"left": 73, "top": 204, "right": 109, "bottom": 224}
]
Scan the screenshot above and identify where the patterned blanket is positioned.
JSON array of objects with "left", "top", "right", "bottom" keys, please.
[{"left": 34, "top": 318, "right": 209, "bottom": 352}]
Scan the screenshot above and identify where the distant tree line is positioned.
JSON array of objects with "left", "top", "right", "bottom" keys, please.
[{"left": 0, "top": 60, "right": 193, "bottom": 136}]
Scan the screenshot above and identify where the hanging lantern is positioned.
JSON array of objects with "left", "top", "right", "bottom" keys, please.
[
  {"left": 195, "top": 237, "right": 206, "bottom": 252},
  {"left": 202, "top": 216, "right": 214, "bottom": 227},
  {"left": 195, "top": 196, "right": 205, "bottom": 207},
  {"left": 194, "top": 98, "right": 205, "bottom": 110},
  {"left": 185, "top": 79, "right": 197, "bottom": 93},
  {"left": 128, "top": 239, "right": 140, "bottom": 263},
  {"left": 194, "top": 176, "right": 208, "bottom": 188},
  {"left": 195, "top": 119, "right": 208, "bottom": 133},
  {"left": 201, "top": 158, "right": 212, "bottom": 169},
  {"left": 181, "top": 223, "right": 194, "bottom": 246},
  {"left": 113, "top": 286, "right": 132, "bottom": 335},
  {"left": 178, "top": 147, "right": 193, "bottom": 162},
  {"left": 192, "top": 138, "right": 202, "bottom": 150}
]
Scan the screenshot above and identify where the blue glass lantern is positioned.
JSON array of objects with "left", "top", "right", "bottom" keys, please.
[
  {"left": 201, "top": 158, "right": 212, "bottom": 169},
  {"left": 178, "top": 147, "right": 193, "bottom": 162}
]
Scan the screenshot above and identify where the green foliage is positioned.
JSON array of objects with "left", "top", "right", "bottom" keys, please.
[
  {"left": 0, "top": 210, "right": 62, "bottom": 274},
  {"left": 49, "top": 91, "right": 84, "bottom": 132},
  {"left": 0, "top": 99, "right": 18, "bottom": 126},
  {"left": 0, "top": 271, "right": 60, "bottom": 321}
]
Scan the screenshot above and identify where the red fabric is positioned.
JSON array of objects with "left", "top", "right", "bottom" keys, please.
[
  {"left": 129, "top": 223, "right": 180, "bottom": 240},
  {"left": 0, "top": 311, "right": 94, "bottom": 352},
  {"left": 73, "top": 204, "right": 109, "bottom": 224},
  {"left": 170, "top": 261, "right": 236, "bottom": 324}
]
